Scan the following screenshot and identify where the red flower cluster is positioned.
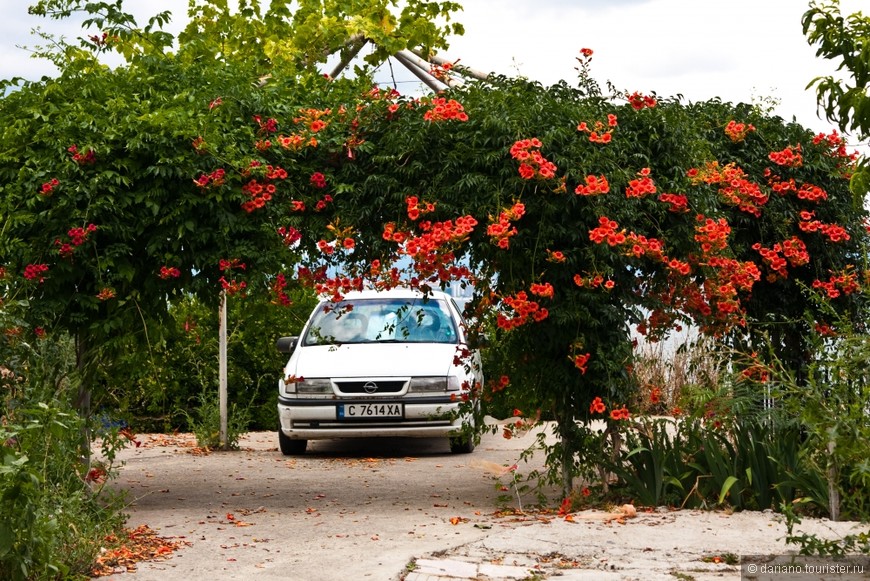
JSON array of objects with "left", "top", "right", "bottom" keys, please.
[
  {"left": 510, "top": 138, "right": 557, "bottom": 180},
  {"left": 497, "top": 290, "right": 548, "bottom": 330},
  {"left": 752, "top": 237, "right": 809, "bottom": 281},
  {"left": 626, "top": 91, "right": 657, "bottom": 110},
  {"left": 429, "top": 60, "right": 457, "bottom": 81},
  {"left": 815, "top": 322, "right": 837, "bottom": 337},
  {"left": 798, "top": 210, "right": 851, "bottom": 242},
  {"left": 589, "top": 396, "right": 605, "bottom": 414},
  {"left": 609, "top": 406, "right": 630, "bottom": 421},
  {"left": 381, "top": 215, "right": 477, "bottom": 286},
  {"left": 491, "top": 375, "right": 510, "bottom": 393},
  {"left": 765, "top": 172, "right": 828, "bottom": 203},
  {"left": 691, "top": 162, "right": 767, "bottom": 216},
  {"left": 724, "top": 120, "right": 755, "bottom": 142},
  {"left": 241, "top": 165, "right": 287, "bottom": 212},
  {"left": 422, "top": 97, "right": 468, "bottom": 122},
  {"left": 589, "top": 216, "right": 625, "bottom": 246},
  {"left": 529, "top": 282, "right": 554, "bottom": 298},
  {"left": 624, "top": 233, "right": 665, "bottom": 260},
  {"left": 41, "top": 178, "right": 60, "bottom": 196},
  {"left": 574, "top": 174, "right": 610, "bottom": 196},
  {"left": 487, "top": 202, "right": 524, "bottom": 249},
  {"left": 576, "top": 114, "right": 617, "bottom": 143},
  {"left": 23, "top": 263, "right": 49, "bottom": 282},
  {"left": 573, "top": 352, "right": 590, "bottom": 374},
  {"left": 253, "top": 115, "right": 278, "bottom": 134},
  {"left": 310, "top": 172, "right": 327, "bottom": 189},
  {"left": 769, "top": 145, "right": 803, "bottom": 167},
  {"left": 194, "top": 168, "right": 226, "bottom": 188},
  {"left": 219, "top": 277, "right": 247, "bottom": 297},
  {"left": 270, "top": 273, "right": 292, "bottom": 307},
  {"left": 796, "top": 183, "right": 828, "bottom": 203},
  {"left": 277, "top": 226, "right": 302, "bottom": 246},
  {"left": 54, "top": 223, "right": 97, "bottom": 258},
  {"left": 694, "top": 216, "right": 730, "bottom": 255},
  {"left": 314, "top": 193, "right": 333, "bottom": 212},
  {"left": 96, "top": 287, "right": 116, "bottom": 301},
  {"left": 277, "top": 134, "right": 317, "bottom": 150},
  {"left": 721, "top": 171, "right": 767, "bottom": 216},
  {"left": 752, "top": 243, "right": 789, "bottom": 280},
  {"left": 658, "top": 192, "right": 689, "bottom": 213},
  {"left": 573, "top": 273, "right": 615, "bottom": 290},
  {"left": 293, "top": 108, "right": 331, "bottom": 133},
  {"left": 782, "top": 236, "right": 810, "bottom": 267},
  {"left": 159, "top": 266, "right": 181, "bottom": 280},
  {"left": 547, "top": 249, "right": 566, "bottom": 263},
  {"left": 812, "top": 130, "right": 857, "bottom": 166},
  {"left": 707, "top": 257, "right": 761, "bottom": 293},
  {"left": 219, "top": 258, "right": 246, "bottom": 272},
  {"left": 406, "top": 196, "right": 435, "bottom": 221},
  {"left": 297, "top": 266, "right": 363, "bottom": 304},
  {"left": 316, "top": 239, "right": 335, "bottom": 255},
  {"left": 68, "top": 144, "right": 96, "bottom": 165},
  {"left": 812, "top": 268, "right": 860, "bottom": 298},
  {"left": 666, "top": 258, "right": 691, "bottom": 276},
  {"left": 625, "top": 168, "right": 656, "bottom": 198}
]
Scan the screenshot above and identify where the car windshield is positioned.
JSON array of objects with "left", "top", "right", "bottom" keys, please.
[{"left": 303, "top": 297, "right": 459, "bottom": 346}]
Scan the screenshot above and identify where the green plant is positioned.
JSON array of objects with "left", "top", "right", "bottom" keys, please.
[
  {"left": 181, "top": 388, "right": 251, "bottom": 450},
  {"left": 0, "top": 330, "right": 127, "bottom": 579},
  {"left": 783, "top": 501, "right": 870, "bottom": 556}
]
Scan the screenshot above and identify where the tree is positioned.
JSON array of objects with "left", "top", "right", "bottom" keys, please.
[
  {"left": 803, "top": 0, "right": 870, "bottom": 195},
  {"left": 2, "top": 1, "right": 867, "bottom": 494},
  {"left": 192, "top": 60, "right": 868, "bottom": 489},
  {"left": 1, "top": 0, "right": 463, "bottom": 420}
]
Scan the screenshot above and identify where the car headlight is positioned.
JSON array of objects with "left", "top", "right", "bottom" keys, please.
[
  {"left": 408, "top": 377, "right": 448, "bottom": 392},
  {"left": 288, "top": 378, "right": 332, "bottom": 394}
]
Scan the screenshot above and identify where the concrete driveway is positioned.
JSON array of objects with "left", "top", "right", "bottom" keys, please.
[
  {"left": 99, "top": 424, "right": 868, "bottom": 581},
  {"left": 100, "top": 422, "right": 552, "bottom": 580}
]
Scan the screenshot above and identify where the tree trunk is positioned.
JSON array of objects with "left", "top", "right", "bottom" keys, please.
[
  {"left": 827, "top": 439, "right": 840, "bottom": 521},
  {"left": 73, "top": 330, "right": 92, "bottom": 464}
]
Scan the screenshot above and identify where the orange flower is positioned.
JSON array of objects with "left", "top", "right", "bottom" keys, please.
[
  {"left": 574, "top": 352, "right": 591, "bottom": 374},
  {"left": 589, "top": 396, "right": 606, "bottom": 415},
  {"left": 609, "top": 405, "right": 630, "bottom": 420}
]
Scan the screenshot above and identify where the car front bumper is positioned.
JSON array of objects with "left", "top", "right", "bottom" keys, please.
[{"left": 277, "top": 395, "right": 466, "bottom": 440}]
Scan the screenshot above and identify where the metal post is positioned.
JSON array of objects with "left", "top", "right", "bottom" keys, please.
[{"left": 219, "top": 289, "right": 228, "bottom": 449}]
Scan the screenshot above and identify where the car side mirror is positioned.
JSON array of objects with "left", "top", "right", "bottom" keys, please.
[{"left": 276, "top": 336, "right": 298, "bottom": 353}]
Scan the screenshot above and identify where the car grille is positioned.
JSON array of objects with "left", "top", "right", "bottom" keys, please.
[{"left": 335, "top": 380, "right": 406, "bottom": 394}]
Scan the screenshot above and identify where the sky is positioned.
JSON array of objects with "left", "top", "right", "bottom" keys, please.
[{"left": 0, "top": 0, "right": 865, "bottom": 151}]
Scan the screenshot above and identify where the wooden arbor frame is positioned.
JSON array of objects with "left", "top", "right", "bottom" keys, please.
[{"left": 327, "top": 34, "right": 490, "bottom": 92}]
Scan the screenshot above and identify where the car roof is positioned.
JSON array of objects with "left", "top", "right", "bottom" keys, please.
[{"left": 334, "top": 288, "right": 453, "bottom": 301}]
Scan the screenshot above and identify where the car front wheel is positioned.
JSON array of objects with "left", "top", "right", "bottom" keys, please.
[{"left": 278, "top": 429, "right": 307, "bottom": 455}]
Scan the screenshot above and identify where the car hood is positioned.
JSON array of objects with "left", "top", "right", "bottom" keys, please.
[{"left": 289, "top": 342, "right": 461, "bottom": 378}]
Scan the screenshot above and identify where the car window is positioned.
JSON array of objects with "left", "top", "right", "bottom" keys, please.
[{"left": 303, "top": 297, "right": 458, "bottom": 345}]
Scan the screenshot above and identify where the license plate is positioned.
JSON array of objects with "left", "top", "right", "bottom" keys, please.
[{"left": 338, "top": 403, "right": 404, "bottom": 419}]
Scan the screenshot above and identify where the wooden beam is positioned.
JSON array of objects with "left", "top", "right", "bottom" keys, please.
[
  {"left": 410, "top": 48, "right": 490, "bottom": 81},
  {"left": 392, "top": 51, "right": 446, "bottom": 93},
  {"left": 396, "top": 49, "right": 462, "bottom": 87},
  {"left": 329, "top": 35, "right": 368, "bottom": 79}
]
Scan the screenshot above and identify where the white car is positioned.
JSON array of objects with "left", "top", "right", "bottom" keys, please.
[{"left": 276, "top": 288, "right": 482, "bottom": 454}]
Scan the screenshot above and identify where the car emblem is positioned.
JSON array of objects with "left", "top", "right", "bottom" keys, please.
[{"left": 362, "top": 381, "right": 378, "bottom": 394}]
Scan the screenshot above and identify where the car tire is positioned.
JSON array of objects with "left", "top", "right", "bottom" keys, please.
[
  {"left": 449, "top": 435, "right": 475, "bottom": 454},
  {"left": 278, "top": 430, "right": 307, "bottom": 455}
]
